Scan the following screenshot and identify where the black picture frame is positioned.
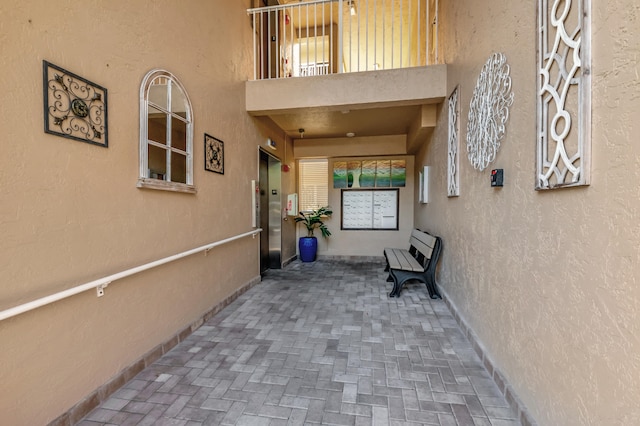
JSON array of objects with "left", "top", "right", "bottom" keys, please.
[
  {"left": 43, "top": 60, "right": 108, "bottom": 147},
  {"left": 204, "top": 134, "right": 224, "bottom": 174}
]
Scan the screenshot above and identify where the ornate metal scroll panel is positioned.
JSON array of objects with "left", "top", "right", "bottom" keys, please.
[
  {"left": 43, "top": 61, "right": 108, "bottom": 147},
  {"left": 466, "top": 53, "right": 514, "bottom": 171},
  {"left": 447, "top": 86, "right": 460, "bottom": 197},
  {"left": 537, "top": 0, "right": 591, "bottom": 189}
]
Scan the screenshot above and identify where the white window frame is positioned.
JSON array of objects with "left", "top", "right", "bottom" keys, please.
[
  {"left": 137, "top": 69, "right": 195, "bottom": 194},
  {"left": 298, "top": 159, "right": 328, "bottom": 212}
]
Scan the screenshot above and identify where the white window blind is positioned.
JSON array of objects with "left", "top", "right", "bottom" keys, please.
[{"left": 298, "top": 159, "right": 328, "bottom": 211}]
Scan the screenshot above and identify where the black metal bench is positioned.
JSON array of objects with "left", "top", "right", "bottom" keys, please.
[{"left": 384, "top": 229, "right": 442, "bottom": 299}]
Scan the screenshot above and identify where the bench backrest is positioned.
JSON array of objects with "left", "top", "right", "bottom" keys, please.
[{"left": 409, "top": 229, "right": 437, "bottom": 259}]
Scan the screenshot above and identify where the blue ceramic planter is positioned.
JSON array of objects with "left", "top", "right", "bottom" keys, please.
[{"left": 298, "top": 237, "right": 317, "bottom": 262}]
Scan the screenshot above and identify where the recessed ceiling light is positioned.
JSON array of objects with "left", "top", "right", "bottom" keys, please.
[{"left": 346, "top": 132, "right": 355, "bottom": 138}]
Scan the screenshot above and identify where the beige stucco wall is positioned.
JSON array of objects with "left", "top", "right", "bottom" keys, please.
[
  {"left": 246, "top": 65, "right": 448, "bottom": 114},
  {"left": 416, "top": 0, "right": 640, "bottom": 425},
  {"left": 326, "top": 156, "right": 415, "bottom": 257},
  {"left": 294, "top": 136, "right": 414, "bottom": 257},
  {"left": 0, "top": 1, "right": 268, "bottom": 424}
]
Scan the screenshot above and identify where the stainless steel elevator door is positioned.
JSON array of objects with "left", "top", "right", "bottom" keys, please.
[{"left": 259, "top": 150, "right": 282, "bottom": 273}]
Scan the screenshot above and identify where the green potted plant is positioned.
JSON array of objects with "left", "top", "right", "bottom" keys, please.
[{"left": 295, "top": 206, "right": 333, "bottom": 262}]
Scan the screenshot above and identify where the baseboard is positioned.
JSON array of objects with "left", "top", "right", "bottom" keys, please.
[
  {"left": 317, "top": 254, "right": 386, "bottom": 262},
  {"left": 48, "top": 275, "right": 262, "bottom": 426},
  {"left": 282, "top": 254, "right": 297, "bottom": 267},
  {"left": 440, "top": 288, "right": 537, "bottom": 426}
]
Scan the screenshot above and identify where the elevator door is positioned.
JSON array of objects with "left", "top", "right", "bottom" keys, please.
[{"left": 259, "top": 150, "right": 282, "bottom": 274}]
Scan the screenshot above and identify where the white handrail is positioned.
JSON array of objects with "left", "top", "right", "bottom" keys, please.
[{"left": 0, "top": 229, "right": 263, "bottom": 322}]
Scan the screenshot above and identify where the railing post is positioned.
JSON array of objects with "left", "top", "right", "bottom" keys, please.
[
  {"left": 338, "top": 0, "right": 343, "bottom": 73},
  {"left": 252, "top": 12, "right": 257, "bottom": 80},
  {"left": 435, "top": 0, "right": 439, "bottom": 64}
]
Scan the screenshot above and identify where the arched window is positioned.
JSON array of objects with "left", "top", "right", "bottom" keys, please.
[{"left": 137, "top": 69, "right": 195, "bottom": 193}]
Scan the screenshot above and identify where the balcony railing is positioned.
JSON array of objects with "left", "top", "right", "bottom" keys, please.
[
  {"left": 247, "top": 0, "right": 439, "bottom": 80},
  {"left": 300, "top": 62, "right": 330, "bottom": 76}
]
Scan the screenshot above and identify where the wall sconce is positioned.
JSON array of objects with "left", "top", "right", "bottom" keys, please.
[{"left": 348, "top": 0, "right": 357, "bottom": 15}]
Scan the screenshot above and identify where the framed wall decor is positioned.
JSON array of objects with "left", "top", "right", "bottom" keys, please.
[
  {"left": 332, "top": 160, "right": 406, "bottom": 188},
  {"left": 204, "top": 133, "right": 224, "bottom": 174},
  {"left": 536, "top": 0, "right": 591, "bottom": 189},
  {"left": 466, "top": 53, "right": 514, "bottom": 171},
  {"left": 43, "top": 60, "right": 108, "bottom": 147}
]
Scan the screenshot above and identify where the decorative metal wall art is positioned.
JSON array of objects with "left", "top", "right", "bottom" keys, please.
[
  {"left": 537, "top": 0, "right": 590, "bottom": 189},
  {"left": 43, "top": 61, "right": 108, "bottom": 147},
  {"left": 204, "top": 134, "right": 224, "bottom": 174},
  {"left": 466, "top": 53, "right": 514, "bottom": 171},
  {"left": 447, "top": 86, "right": 460, "bottom": 197}
]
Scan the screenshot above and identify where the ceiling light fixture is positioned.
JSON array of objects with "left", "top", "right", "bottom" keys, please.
[
  {"left": 348, "top": 0, "right": 357, "bottom": 16},
  {"left": 346, "top": 132, "right": 355, "bottom": 138}
]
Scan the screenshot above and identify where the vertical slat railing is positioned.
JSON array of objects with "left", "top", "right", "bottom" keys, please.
[
  {"left": 391, "top": 0, "right": 395, "bottom": 69},
  {"left": 252, "top": 13, "right": 257, "bottom": 80},
  {"left": 247, "top": 0, "right": 438, "bottom": 80}
]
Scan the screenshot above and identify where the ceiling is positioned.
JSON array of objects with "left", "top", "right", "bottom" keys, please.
[{"left": 267, "top": 104, "right": 423, "bottom": 140}]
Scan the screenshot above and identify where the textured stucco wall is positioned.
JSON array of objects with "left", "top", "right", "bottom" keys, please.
[
  {"left": 415, "top": 0, "right": 640, "bottom": 425},
  {"left": 294, "top": 137, "right": 415, "bottom": 257},
  {"left": 0, "top": 1, "right": 267, "bottom": 424},
  {"left": 326, "top": 156, "right": 415, "bottom": 257}
]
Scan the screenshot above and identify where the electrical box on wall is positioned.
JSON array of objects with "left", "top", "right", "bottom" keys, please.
[
  {"left": 491, "top": 169, "right": 504, "bottom": 187},
  {"left": 251, "top": 180, "right": 259, "bottom": 227},
  {"left": 419, "top": 166, "right": 430, "bottom": 203},
  {"left": 286, "top": 193, "right": 298, "bottom": 216}
]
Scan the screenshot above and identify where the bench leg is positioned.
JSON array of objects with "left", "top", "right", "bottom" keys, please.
[
  {"left": 425, "top": 278, "right": 441, "bottom": 299},
  {"left": 390, "top": 280, "right": 405, "bottom": 297},
  {"left": 388, "top": 281, "right": 401, "bottom": 298},
  {"left": 389, "top": 270, "right": 439, "bottom": 298},
  {"left": 383, "top": 259, "right": 393, "bottom": 283},
  {"left": 388, "top": 271, "right": 404, "bottom": 297},
  {"left": 387, "top": 271, "right": 400, "bottom": 297}
]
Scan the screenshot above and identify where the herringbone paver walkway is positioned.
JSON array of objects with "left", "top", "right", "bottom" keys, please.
[{"left": 79, "top": 258, "right": 520, "bottom": 426}]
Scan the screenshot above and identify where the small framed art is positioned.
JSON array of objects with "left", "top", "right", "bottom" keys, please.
[{"left": 204, "top": 134, "right": 224, "bottom": 174}]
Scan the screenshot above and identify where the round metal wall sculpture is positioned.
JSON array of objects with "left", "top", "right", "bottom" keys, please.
[{"left": 466, "top": 53, "right": 514, "bottom": 171}]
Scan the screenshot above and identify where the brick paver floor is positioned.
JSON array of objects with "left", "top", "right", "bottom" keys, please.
[{"left": 79, "top": 258, "right": 520, "bottom": 426}]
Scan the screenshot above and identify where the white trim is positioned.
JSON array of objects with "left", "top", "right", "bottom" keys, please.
[
  {"left": 139, "top": 69, "right": 195, "bottom": 189},
  {"left": 136, "top": 178, "right": 197, "bottom": 194},
  {"left": 447, "top": 86, "right": 460, "bottom": 197}
]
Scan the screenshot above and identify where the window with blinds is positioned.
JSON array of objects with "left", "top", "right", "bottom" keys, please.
[{"left": 298, "top": 159, "right": 328, "bottom": 211}]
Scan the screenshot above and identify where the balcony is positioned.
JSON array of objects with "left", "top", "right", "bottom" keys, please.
[{"left": 246, "top": 0, "right": 447, "bottom": 149}]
